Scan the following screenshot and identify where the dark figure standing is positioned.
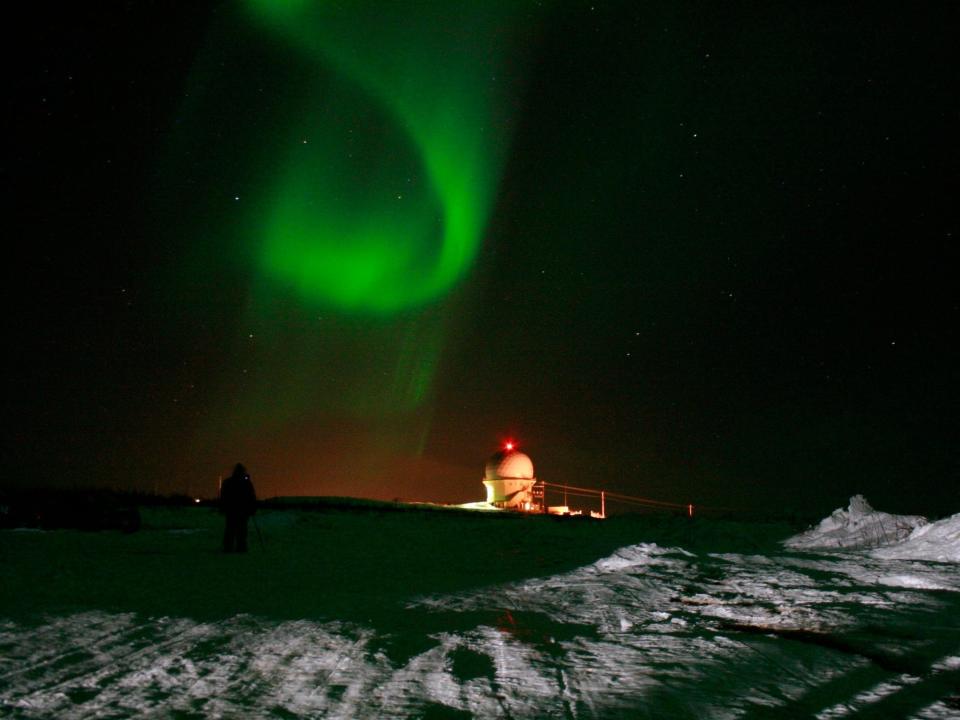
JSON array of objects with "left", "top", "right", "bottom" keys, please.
[{"left": 220, "top": 463, "right": 257, "bottom": 553}]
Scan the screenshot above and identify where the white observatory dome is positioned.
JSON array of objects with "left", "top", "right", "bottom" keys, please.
[{"left": 484, "top": 450, "right": 535, "bottom": 481}]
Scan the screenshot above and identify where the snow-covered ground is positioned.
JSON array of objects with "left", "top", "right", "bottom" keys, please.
[{"left": 1, "top": 503, "right": 959, "bottom": 718}]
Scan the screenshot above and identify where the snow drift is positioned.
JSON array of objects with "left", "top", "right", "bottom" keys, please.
[
  {"left": 872, "top": 512, "right": 960, "bottom": 563},
  {"left": 784, "top": 495, "right": 927, "bottom": 551},
  {"left": 785, "top": 494, "right": 960, "bottom": 563}
]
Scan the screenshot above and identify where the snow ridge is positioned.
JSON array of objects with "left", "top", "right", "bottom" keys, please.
[{"left": 784, "top": 495, "right": 927, "bottom": 551}]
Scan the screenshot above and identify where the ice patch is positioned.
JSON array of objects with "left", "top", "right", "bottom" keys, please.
[
  {"left": 590, "top": 542, "right": 690, "bottom": 572},
  {"left": 874, "top": 574, "right": 954, "bottom": 591},
  {"left": 815, "top": 674, "right": 922, "bottom": 718},
  {"left": 931, "top": 655, "right": 960, "bottom": 671}
]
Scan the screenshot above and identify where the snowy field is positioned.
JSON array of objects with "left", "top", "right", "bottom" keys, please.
[{"left": 1, "top": 500, "right": 959, "bottom": 718}]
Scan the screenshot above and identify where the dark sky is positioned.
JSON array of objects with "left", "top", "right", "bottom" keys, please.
[{"left": 7, "top": 1, "right": 958, "bottom": 517}]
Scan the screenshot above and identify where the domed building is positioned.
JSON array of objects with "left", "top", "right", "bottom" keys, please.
[{"left": 482, "top": 446, "right": 538, "bottom": 510}]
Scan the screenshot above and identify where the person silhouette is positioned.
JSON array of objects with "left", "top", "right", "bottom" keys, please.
[{"left": 220, "top": 463, "right": 257, "bottom": 552}]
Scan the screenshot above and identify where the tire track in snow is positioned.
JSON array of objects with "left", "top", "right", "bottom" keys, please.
[
  {"left": 0, "top": 612, "right": 157, "bottom": 688},
  {"left": 3, "top": 615, "right": 215, "bottom": 715}
]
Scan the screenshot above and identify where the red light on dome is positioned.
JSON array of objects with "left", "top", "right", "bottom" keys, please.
[{"left": 504, "top": 441, "right": 515, "bottom": 451}]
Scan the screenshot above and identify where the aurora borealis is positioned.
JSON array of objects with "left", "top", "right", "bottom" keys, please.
[
  {"left": 246, "top": 0, "right": 524, "bottom": 314},
  {"left": 8, "top": 1, "right": 959, "bottom": 516},
  {"left": 141, "top": 1, "right": 539, "bottom": 493}
]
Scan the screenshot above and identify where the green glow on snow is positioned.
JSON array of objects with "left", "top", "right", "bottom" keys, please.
[{"left": 245, "top": 0, "right": 525, "bottom": 314}]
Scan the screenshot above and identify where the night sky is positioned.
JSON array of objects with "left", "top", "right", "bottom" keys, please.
[{"left": 8, "top": 1, "right": 958, "bottom": 517}]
